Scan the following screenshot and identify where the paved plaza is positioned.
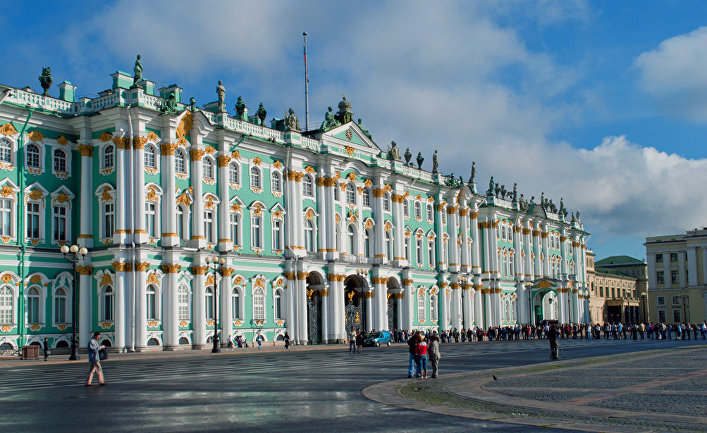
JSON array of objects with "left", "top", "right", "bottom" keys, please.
[{"left": 0, "top": 339, "right": 704, "bottom": 432}]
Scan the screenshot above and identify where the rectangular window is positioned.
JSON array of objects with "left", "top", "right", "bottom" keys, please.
[
  {"left": 656, "top": 271, "right": 664, "bottom": 284},
  {"left": 655, "top": 253, "right": 663, "bottom": 263},
  {"left": 658, "top": 310, "right": 666, "bottom": 322},
  {"left": 146, "top": 202, "right": 156, "bottom": 238},
  {"left": 26, "top": 202, "right": 40, "bottom": 239},
  {"left": 670, "top": 253, "right": 677, "bottom": 262},
  {"left": 54, "top": 295, "right": 66, "bottom": 323},
  {"left": 673, "top": 309, "right": 681, "bottom": 322},
  {"left": 251, "top": 216, "right": 262, "bottom": 249},
  {"left": 671, "top": 295, "right": 681, "bottom": 305},
  {"left": 104, "top": 202, "right": 114, "bottom": 238},
  {"left": 53, "top": 205, "right": 67, "bottom": 242},
  {"left": 0, "top": 198, "right": 11, "bottom": 237},
  {"left": 404, "top": 236, "right": 410, "bottom": 261},
  {"left": 204, "top": 211, "right": 214, "bottom": 243},
  {"left": 671, "top": 271, "right": 679, "bottom": 284},
  {"left": 230, "top": 213, "right": 241, "bottom": 246},
  {"left": 403, "top": 200, "right": 409, "bottom": 218},
  {"left": 272, "top": 219, "right": 282, "bottom": 251}
]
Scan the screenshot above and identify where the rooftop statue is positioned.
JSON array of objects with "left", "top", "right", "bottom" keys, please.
[
  {"left": 216, "top": 80, "right": 226, "bottom": 112},
  {"left": 38, "top": 67, "right": 52, "bottom": 96},
  {"left": 458, "top": 175, "right": 464, "bottom": 186},
  {"left": 161, "top": 92, "right": 178, "bottom": 114},
  {"left": 234, "top": 96, "right": 247, "bottom": 120},
  {"left": 487, "top": 176, "right": 495, "bottom": 196},
  {"left": 416, "top": 152, "right": 424, "bottom": 169},
  {"left": 320, "top": 106, "right": 340, "bottom": 131},
  {"left": 576, "top": 210, "right": 581, "bottom": 221},
  {"left": 468, "top": 161, "right": 476, "bottom": 184},
  {"left": 387, "top": 141, "right": 401, "bottom": 161},
  {"left": 189, "top": 97, "right": 196, "bottom": 112},
  {"left": 529, "top": 195, "right": 535, "bottom": 204},
  {"left": 357, "top": 118, "right": 372, "bottom": 139},
  {"left": 132, "top": 55, "right": 143, "bottom": 87},
  {"left": 404, "top": 147, "right": 412, "bottom": 165},
  {"left": 284, "top": 108, "right": 300, "bottom": 131},
  {"left": 256, "top": 103, "right": 267, "bottom": 126},
  {"left": 432, "top": 150, "right": 439, "bottom": 173},
  {"left": 512, "top": 183, "right": 517, "bottom": 202},
  {"left": 335, "top": 95, "right": 353, "bottom": 124}
]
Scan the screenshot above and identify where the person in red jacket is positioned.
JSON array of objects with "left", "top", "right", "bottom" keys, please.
[{"left": 414, "top": 334, "right": 428, "bottom": 379}]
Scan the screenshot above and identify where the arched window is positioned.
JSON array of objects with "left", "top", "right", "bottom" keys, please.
[
  {"left": 364, "top": 228, "right": 373, "bottom": 259},
  {"left": 27, "top": 287, "right": 40, "bottom": 324},
  {"left": 54, "top": 287, "right": 67, "bottom": 323},
  {"left": 144, "top": 145, "right": 156, "bottom": 169},
  {"left": 304, "top": 220, "right": 315, "bottom": 253},
  {"left": 54, "top": 149, "right": 66, "bottom": 172},
  {"left": 417, "top": 292, "right": 426, "bottom": 322},
  {"left": 274, "top": 289, "right": 283, "bottom": 320},
  {"left": 384, "top": 193, "right": 391, "bottom": 211},
  {"left": 362, "top": 188, "right": 371, "bottom": 207},
  {"left": 414, "top": 201, "right": 422, "bottom": 220},
  {"left": 205, "top": 287, "right": 214, "bottom": 319},
  {"left": 271, "top": 171, "right": 281, "bottom": 193},
  {"left": 426, "top": 203, "right": 433, "bottom": 221},
  {"left": 232, "top": 288, "right": 241, "bottom": 320},
  {"left": 178, "top": 285, "right": 190, "bottom": 321},
  {"left": 385, "top": 230, "right": 393, "bottom": 260},
  {"left": 103, "top": 144, "right": 114, "bottom": 169},
  {"left": 146, "top": 285, "right": 157, "bottom": 320},
  {"left": 0, "top": 286, "right": 13, "bottom": 324},
  {"left": 430, "top": 294, "right": 438, "bottom": 321},
  {"left": 229, "top": 162, "right": 240, "bottom": 185},
  {"left": 346, "top": 183, "right": 356, "bottom": 205},
  {"left": 0, "top": 138, "right": 11, "bottom": 163},
  {"left": 175, "top": 150, "right": 186, "bottom": 174},
  {"left": 26, "top": 143, "right": 40, "bottom": 168},
  {"left": 253, "top": 287, "right": 265, "bottom": 320},
  {"left": 347, "top": 224, "right": 356, "bottom": 254},
  {"left": 203, "top": 158, "right": 214, "bottom": 180},
  {"left": 303, "top": 175, "right": 314, "bottom": 197},
  {"left": 250, "top": 166, "right": 261, "bottom": 189},
  {"left": 102, "top": 286, "right": 114, "bottom": 321}
]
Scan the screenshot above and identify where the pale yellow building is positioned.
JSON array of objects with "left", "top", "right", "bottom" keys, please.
[
  {"left": 586, "top": 251, "right": 644, "bottom": 324},
  {"left": 645, "top": 228, "right": 707, "bottom": 324}
]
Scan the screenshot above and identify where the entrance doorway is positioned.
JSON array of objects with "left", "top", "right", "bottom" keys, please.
[
  {"left": 306, "top": 272, "right": 324, "bottom": 344},
  {"left": 387, "top": 278, "right": 401, "bottom": 331},
  {"left": 533, "top": 290, "right": 559, "bottom": 323},
  {"left": 344, "top": 275, "right": 367, "bottom": 333}
]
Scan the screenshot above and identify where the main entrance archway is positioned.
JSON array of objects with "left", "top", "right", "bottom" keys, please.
[
  {"left": 306, "top": 272, "right": 325, "bottom": 344},
  {"left": 387, "top": 278, "right": 401, "bottom": 331},
  {"left": 533, "top": 290, "right": 559, "bottom": 323},
  {"left": 344, "top": 274, "right": 368, "bottom": 332}
]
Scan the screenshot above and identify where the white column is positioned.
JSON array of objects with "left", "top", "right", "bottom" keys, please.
[
  {"left": 373, "top": 184, "right": 386, "bottom": 265},
  {"left": 160, "top": 142, "right": 178, "bottom": 247},
  {"left": 470, "top": 210, "right": 481, "bottom": 275},
  {"left": 533, "top": 227, "right": 542, "bottom": 279},
  {"left": 462, "top": 282, "right": 472, "bottom": 328},
  {"left": 326, "top": 273, "right": 338, "bottom": 342},
  {"left": 220, "top": 268, "right": 232, "bottom": 347},
  {"left": 297, "top": 270, "right": 308, "bottom": 344},
  {"left": 323, "top": 173, "right": 338, "bottom": 261},
  {"left": 113, "top": 135, "right": 129, "bottom": 244},
  {"left": 541, "top": 227, "right": 550, "bottom": 278},
  {"left": 439, "top": 280, "right": 449, "bottom": 331},
  {"left": 474, "top": 282, "right": 483, "bottom": 328},
  {"left": 459, "top": 206, "right": 470, "bottom": 273},
  {"left": 133, "top": 135, "right": 147, "bottom": 244},
  {"left": 392, "top": 190, "right": 406, "bottom": 266},
  {"left": 451, "top": 280, "right": 462, "bottom": 330},
  {"left": 447, "top": 204, "right": 460, "bottom": 272},
  {"left": 190, "top": 146, "right": 205, "bottom": 248},
  {"left": 134, "top": 261, "right": 147, "bottom": 350},
  {"left": 316, "top": 170, "right": 327, "bottom": 259},
  {"left": 78, "top": 268, "right": 92, "bottom": 348},
  {"left": 285, "top": 265, "right": 296, "bottom": 340},
  {"left": 402, "top": 273, "right": 414, "bottom": 330},
  {"left": 192, "top": 266, "right": 206, "bottom": 347},
  {"left": 687, "top": 247, "right": 698, "bottom": 286},
  {"left": 77, "top": 143, "right": 93, "bottom": 248},
  {"left": 162, "top": 264, "right": 179, "bottom": 349},
  {"left": 217, "top": 151, "right": 232, "bottom": 252},
  {"left": 364, "top": 290, "right": 373, "bottom": 331},
  {"left": 113, "top": 265, "right": 126, "bottom": 351},
  {"left": 321, "top": 285, "right": 329, "bottom": 341}
]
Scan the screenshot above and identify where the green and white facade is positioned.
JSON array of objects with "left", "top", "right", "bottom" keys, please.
[{"left": 0, "top": 69, "right": 589, "bottom": 351}]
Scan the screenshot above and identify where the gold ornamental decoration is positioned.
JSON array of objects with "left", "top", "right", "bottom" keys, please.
[
  {"left": 252, "top": 157, "right": 262, "bottom": 165},
  {"left": 100, "top": 273, "right": 113, "bottom": 287},
  {"left": 205, "top": 145, "right": 216, "bottom": 154},
  {"left": 217, "top": 155, "right": 230, "bottom": 167},
  {"left": 134, "top": 262, "right": 150, "bottom": 272},
  {"left": 272, "top": 160, "right": 283, "bottom": 169},
  {"left": 132, "top": 136, "right": 147, "bottom": 149},
  {"left": 160, "top": 143, "right": 177, "bottom": 155},
  {"left": 77, "top": 266, "right": 93, "bottom": 275},
  {"left": 28, "top": 189, "right": 44, "bottom": 200},
  {"left": 0, "top": 186, "right": 15, "bottom": 197},
  {"left": 56, "top": 135, "right": 68, "bottom": 145},
  {"left": 98, "top": 132, "right": 113, "bottom": 142},
  {"left": 112, "top": 136, "right": 130, "bottom": 149},
  {"left": 27, "top": 130, "right": 45, "bottom": 142},
  {"left": 190, "top": 149, "right": 206, "bottom": 161},
  {"left": 176, "top": 111, "right": 192, "bottom": 139},
  {"left": 77, "top": 144, "right": 94, "bottom": 157},
  {"left": 344, "top": 146, "right": 354, "bottom": 156},
  {"left": 0, "top": 123, "right": 18, "bottom": 136}
]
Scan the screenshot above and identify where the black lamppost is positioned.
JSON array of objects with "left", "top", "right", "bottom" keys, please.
[
  {"left": 60, "top": 244, "right": 88, "bottom": 360},
  {"left": 205, "top": 255, "right": 225, "bottom": 353}
]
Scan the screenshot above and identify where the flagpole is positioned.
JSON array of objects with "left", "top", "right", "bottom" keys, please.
[{"left": 303, "top": 31, "right": 310, "bottom": 132}]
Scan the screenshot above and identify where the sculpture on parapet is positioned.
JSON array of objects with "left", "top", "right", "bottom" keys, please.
[
  {"left": 416, "top": 152, "right": 424, "bottom": 169},
  {"left": 189, "top": 97, "right": 196, "bottom": 112},
  {"left": 404, "top": 147, "right": 412, "bottom": 165},
  {"left": 216, "top": 81, "right": 226, "bottom": 112},
  {"left": 161, "top": 92, "right": 178, "bottom": 114},
  {"left": 387, "top": 141, "right": 401, "bottom": 161},
  {"left": 357, "top": 118, "right": 372, "bottom": 139},
  {"left": 468, "top": 162, "right": 476, "bottom": 184},
  {"left": 132, "top": 55, "right": 143, "bottom": 87},
  {"left": 487, "top": 176, "right": 495, "bottom": 196},
  {"left": 38, "top": 67, "right": 52, "bottom": 96},
  {"left": 235, "top": 96, "right": 247, "bottom": 120},
  {"left": 432, "top": 150, "right": 439, "bottom": 173},
  {"left": 255, "top": 103, "right": 267, "bottom": 126},
  {"left": 512, "top": 183, "right": 517, "bottom": 202},
  {"left": 335, "top": 95, "right": 353, "bottom": 124},
  {"left": 284, "top": 108, "right": 301, "bottom": 131},
  {"left": 320, "top": 107, "right": 340, "bottom": 131}
]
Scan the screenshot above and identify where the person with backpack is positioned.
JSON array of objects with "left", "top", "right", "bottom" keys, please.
[{"left": 85, "top": 332, "right": 106, "bottom": 386}]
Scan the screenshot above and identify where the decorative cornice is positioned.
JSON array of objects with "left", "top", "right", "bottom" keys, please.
[
  {"left": 112, "top": 136, "right": 130, "bottom": 149},
  {"left": 160, "top": 142, "right": 178, "bottom": 155},
  {"left": 296, "top": 272, "right": 308, "bottom": 280},
  {"left": 76, "top": 266, "right": 93, "bottom": 275},
  {"left": 217, "top": 155, "right": 231, "bottom": 167},
  {"left": 160, "top": 264, "right": 182, "bottom": 273},
  {"left": 371, "top": 276, "right": 388, "bottom": 285},
  {"left": 77, "top": 144, "right": 94, "bottom": 157},
  {"left": 191, "top": 266, "right": 207, "bottom": 275},
  {"left": 190, "top": 149, "right": 206, "bottom": 161},
  {"left": 112, "top": 262, "right": 132, "bottom": 272},
  {"left": 134, "top": 262, "right": 150, "bottom": 272}
]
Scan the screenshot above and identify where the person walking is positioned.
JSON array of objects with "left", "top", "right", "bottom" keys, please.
[
  {"left": 256, "top": 333, "right": 264, "bottom": 350},
  {"left": 226, "top": 335, "right": 234, "bottom": 351},
  {"left": 43, "top": 337, "right": 49, "bottom": 361},
  {"left": 284, "top": 332, "right": 290, "bottom": 349},
  {"left": 348, "top": 326, "right": 357, "bottom": 354},
  {"left": 355, "top": 329, "right": 364, "bottom": 353},
  {"left": 407, "top": 331, "right": 418, "bottom": 378},
  {"left": 548, "top": 325, "right": 559, "bottom": 360},
  {"left": 428, "top": 333, "right": 441, "bottom": 378},
  {"left": 85, "top": 332, "right": 106, "bottom": 386}
]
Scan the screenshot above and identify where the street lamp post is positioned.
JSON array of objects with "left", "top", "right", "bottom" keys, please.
[
  {"left": 205, "top": 255, "right": 225, "bottom": 353},
  {"left": 60, "top": 244, "right": 88, "bottom": 361}
]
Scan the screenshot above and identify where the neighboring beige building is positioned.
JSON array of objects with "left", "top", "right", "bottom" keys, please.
[
  {"left": 645, "top": 228, "right": 707, "bottom": 324},
  {"left": 586, "top": 251, "right": 644, "bottom": 324}
]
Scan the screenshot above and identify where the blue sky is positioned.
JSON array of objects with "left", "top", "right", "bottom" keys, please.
[{"left": 2, "top": 0, "right": 706, "bottom": 261}]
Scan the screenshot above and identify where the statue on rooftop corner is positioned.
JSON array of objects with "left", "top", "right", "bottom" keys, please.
[
  {"left": 161, "top": 92, "right": 178, "bottom": 114},
  {"left": 38, "top": 67, "right": 52, "bottom": 96},
  {"left": 235, "top": 96, "right": 247, "bottom": 120},
  {"left": 404, "top": 147, "right": 412, "bottom": 165},
  {"left": 469, "top": 161, "right": 476, "bottom": 184},
  {"left": 416, "top": 152, "right": 424, "bottom": 169},
  {"left": 487, "top": 176, "right": 495, "bottom": 196},
  {"left": 320, "top": 106, "right": 340, "bottom": 131},
  {"left": 189, "top": 97, "right": 196, "bottom": 112},
  {"left": 216, "top": 80, "right": 226, "bottom": 112},
  {"left": 357, "top": 118, "right": 372, "bottom": 139},
  {"left": 432, "top": 150, "right": 439, "bottom": 173},
  {"left": 256, "top": 103, "right": 267, "bottom": 126},
  {"left": 335, "top": 95, "right": 353, "bottom": 124},
  {"left": 512, "top": 183, "right": 517, "bottom": 202},
  {"left": 284, "top": 108, "right": 300, "bottom": 131},
  {"left": 388, "top": 141, "right": 401, "bottom": 161},
  {"left": 132, "top": 55, "right": 143, "bottom": 87}
]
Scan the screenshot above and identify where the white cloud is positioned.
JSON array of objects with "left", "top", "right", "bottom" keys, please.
[
  {"left": 634, "top": 26, "right": 707, "bottom": 121},
  {"left": 57, "top": 1, "right": 706, "bottom": 254}
]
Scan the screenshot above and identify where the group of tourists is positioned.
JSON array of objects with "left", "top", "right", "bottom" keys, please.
[{"left": 406, "top": 330, "right": 441, "bottom": 379}]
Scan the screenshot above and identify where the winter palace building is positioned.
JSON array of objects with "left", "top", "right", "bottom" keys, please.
[{"left": 0, "top": 67, "right": 589, "bottom": 352}]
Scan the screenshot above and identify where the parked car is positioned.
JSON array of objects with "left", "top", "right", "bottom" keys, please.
[{"left": 363, "top": 331, "right": 392, "bottom": 347}]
